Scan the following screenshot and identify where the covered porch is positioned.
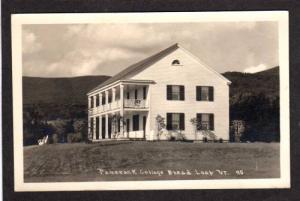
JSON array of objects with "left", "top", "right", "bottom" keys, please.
[{"left": 89, "top": 110, "right": 149, "bottom": 141}]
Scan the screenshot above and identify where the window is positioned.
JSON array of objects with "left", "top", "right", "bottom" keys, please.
[
  {"left": 166, "top": 113, "right": 185, "bottom": 130},
  {"left": 167, "top": 85, "right": 185, "bottom": 100},
  {"left": 90, "top": 97, "right": 94, "bottom": 108},
  {"left": 108, "top": 94, "right": 112, "bottom": 103},
  {"left": 96, "top": 94, "right": 99, "bottom": 106},
  {"left": 133, "top": 115, "right": 139, "bottom": 131},
  {"left": 172, "top": 59, "right": 180, "bottom": 65},
  {"left": 126, "top": 119, "right": 130, "bottom": 133},
  {"left": 196, "top": 86, "right": 214, "bottom": 101},
  {"left": 126, "top": 92, "right": 130, "bottom": 99},
  {"left": 135, "top": 89, "right": 138, "bottom": 99},
  {"left": 196, "top": 113, "right": 214, "bottom": 131},
  {"left": 143, "top": 86, "right": 147, "bottom": 100},
  {"left": 102, "top": 95, "right": 106, "bottom": 105}
]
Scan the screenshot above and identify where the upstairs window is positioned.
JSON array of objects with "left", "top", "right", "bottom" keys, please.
[
  {"left": 90, "top": 97, "right": 94, "bottom": 108},
  {"left": 166, "top": 113, "right": 185, "bottom": 130},
  {"left": 172, "top": 59, "right": 180, "bottom": 65},
  {"left": 167, "top": 85, "right": 185, "bottom": 100},
  {"left": 196, "top": 86, "right": 214, "bottom": 101},
  {"left": 96, "top": 94, "right": 99, "bottom": 106},
  {"left": 135, "top": 89, "right": 138, "bottom": 99},
  {"left": 196, "top": 113, "right": 214, "bottom": 131},
  {"left": 102, "top": 94, "right": 106, "bottom": 105}
]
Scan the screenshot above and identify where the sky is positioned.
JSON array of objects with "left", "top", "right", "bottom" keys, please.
[{"left": 22, "top": 22, "right": 278, "bottom": 77}]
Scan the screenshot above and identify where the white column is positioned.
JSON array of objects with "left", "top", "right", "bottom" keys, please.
[
  {"left": 88, "top": 117, "right": 91, "bottom": 139},
  {"left": 99, "top": 93, "right": 103, "bottom": 106},
  {"left": 93, "top": 116, "right": 97, "bottom": 140},
  {"left": 112, "top": 87, "right": 116, "bottom": 102},
  {"left": 105, "top": 114, "right": 109, "bottom": 139},
  {"left": 120, "top": 84, "right": 125, "bottom": 138},
  {"left": 93, "top": 117, "right": 96, "bottom": 140},
  {"left": 93, "top": 95, "right": 97, "bottom": 108},
  {"left": 88, "top": 96, "right": 91, "bottom": 109},
  {"left": 105, "top": 90, "right": 109, "bottom": 110},
  {"left": 99, "top": 115, "right": 102, "bottom": 140}
]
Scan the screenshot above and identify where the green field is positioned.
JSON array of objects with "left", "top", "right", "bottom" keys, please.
[{"left": 24, "top": 141, "right": 280, "bottom": 182}]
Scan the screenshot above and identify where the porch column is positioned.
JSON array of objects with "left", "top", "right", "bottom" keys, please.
[
  {"left": 99, "top": 93, "right": 103, "bottom": 106},
  {"left": 88, "top": 96, "right": 91, "bottom": 109},
  {"left": 105, "top": 113, "right": 109, "bottom": 139},
  {"left": 93, "top": 95, "right": 97, "bottom": 108},
  {"left": 98, "top": 115, "right": 102, "bottom": 140},
  {"left": 93, "top": 116, "right": 97, "bottom": 140},
  {"left": 120, "top": 84, "right": 125, "bottom": 137},
  {"left": 112, "top": 87, "right": 116, "bottom": 102},
  {"left": 93, "top": 116, "right": 96, "bottom": 140},
  {"left": 88, "top": 117, "right": 91, "bottom": 139},
  {"left": 105, "top": 90, "right": 109, "bottom": 107}
]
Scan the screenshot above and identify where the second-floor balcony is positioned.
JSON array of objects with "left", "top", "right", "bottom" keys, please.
[{"left": 89, "top": 98, "right": 149, "bottom": 116}]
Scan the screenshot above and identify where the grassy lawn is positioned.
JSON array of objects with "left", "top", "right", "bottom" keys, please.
[{"left": 24, "top": 141, "right": 280, "bottom": 182}]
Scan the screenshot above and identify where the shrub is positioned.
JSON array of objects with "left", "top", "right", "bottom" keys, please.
[
  {"left": 203, "top": 137, "right": 208, "bottom": 143},
  {"left": 52, "top": 133, "right": 59, "bottom": 144},
  {"left": 219, "top": 138, "right": 223, "bottom": 143},
  {"left": 67, "top": 132, "right": 83, "bottom": 143}
]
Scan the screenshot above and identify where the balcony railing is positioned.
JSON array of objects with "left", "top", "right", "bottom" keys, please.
[
  {"left": 124, "top": 99, "right": 148, "bottom": 108},
  {"left": 88, "top": 98, "right": 148, "bottom": 115}
]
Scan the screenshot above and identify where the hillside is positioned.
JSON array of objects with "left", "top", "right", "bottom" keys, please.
[
  {"left": 222, "top": 66, "right": 279, "bottom": 104},
  {"left": 23, "top": 75, "right": 111, "bottom": 105}
]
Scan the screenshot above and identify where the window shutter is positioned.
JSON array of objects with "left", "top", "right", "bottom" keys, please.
[
  {"left": 167, "top": 85, "right": 172, "bottom": 100},
  {"left": 180, "top": 86, "right": 185, "bottom": 100},
  {"left": 209, "top": 114, "right": 214, "bottom": 131},
  {"left": 209, "top": 87, "right": 214, "bottom": 101},
  {"left": 166, "top": 113, "right": 172, "bottom": 130},
  {"left": 196, "top": 86, "right": 202, "bottom": 101},
  {"left": 179, "top": 113, "right": 185, "bottom": 130}
]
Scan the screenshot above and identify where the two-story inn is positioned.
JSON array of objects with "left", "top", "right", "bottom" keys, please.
[{"left": 87, "top": 43, "right": 231, "bottom": 142}]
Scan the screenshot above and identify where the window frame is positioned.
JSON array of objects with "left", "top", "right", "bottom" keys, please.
[
  {"left": 196, "top": 86, "right": 214, "bottom": 101},
  {"left": 166, "top": 113, "right": 185, "bottom": 130},
  {"left": 196, "top": 113, "right": 214, "bottom": 131},
  {"left": 167, "top": 85, "right": 185, "bottom": 101}
]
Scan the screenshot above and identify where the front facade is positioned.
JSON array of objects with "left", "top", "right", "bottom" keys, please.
[{"left": 87, "top": 43, "right": 231, "bottom": 141}]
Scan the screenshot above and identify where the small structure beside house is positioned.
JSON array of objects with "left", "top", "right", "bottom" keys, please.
[{"left": 87, "top": 43, "right": 231, "bottom": 141}]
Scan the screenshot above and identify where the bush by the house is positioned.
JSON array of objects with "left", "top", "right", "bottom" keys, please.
[{"left": 67, "top": 132, "right": 83, "bottom": 143}]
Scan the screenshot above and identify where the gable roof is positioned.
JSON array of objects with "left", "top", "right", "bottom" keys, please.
[
  {"left": 88, "top": 43, "right": 231, "bottom": 94},
  {"left": 88, "top": 43, "right": 179, "bottom": 93}
]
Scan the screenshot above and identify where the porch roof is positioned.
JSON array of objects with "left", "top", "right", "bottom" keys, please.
[{"left": 87, "top": 79, "right": 155, "bottom": 95}]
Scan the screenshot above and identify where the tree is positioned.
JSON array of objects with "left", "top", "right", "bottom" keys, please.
[
  {"left": 190, "top": 117, "right": 201, "bottom": 140},
  {"left": 155, "top": 115, "right": 166, "bottom": 140}
]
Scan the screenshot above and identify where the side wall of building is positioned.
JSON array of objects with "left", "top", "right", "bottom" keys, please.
[{"left": 130, "top": 48, "right": 230, "bottom": 141}]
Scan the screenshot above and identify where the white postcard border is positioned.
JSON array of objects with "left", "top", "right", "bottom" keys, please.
[{"left": 11, "top": 11, "right": 290, "bottom": 191}]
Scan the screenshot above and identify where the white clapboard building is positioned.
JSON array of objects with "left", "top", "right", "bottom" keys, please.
[{"left": 87, "top": 43, "right": 231, "bottom": 141}]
